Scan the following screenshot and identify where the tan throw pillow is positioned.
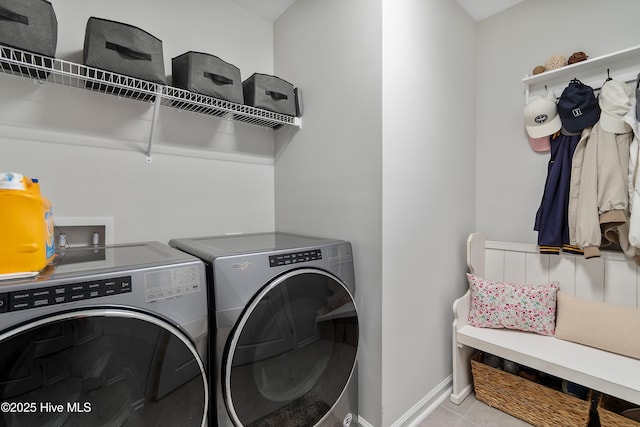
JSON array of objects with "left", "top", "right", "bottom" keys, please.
[{"left": 555, "top": 291, "right": 640, "bottom": 360}]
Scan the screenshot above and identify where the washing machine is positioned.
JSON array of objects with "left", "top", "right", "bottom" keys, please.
[
  {"left": 169, "top": 232, "right": 358, "bottom": 427},
  {"left": 0, "top": 242, "right": 209, "bottom": 427}
]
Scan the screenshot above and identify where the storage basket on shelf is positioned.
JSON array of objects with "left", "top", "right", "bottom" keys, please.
[
  {"left": 470, "top": 352, "right": 591, "bottom": 427},
  {"left": 83, "top": 17, "right": 166, "bottom": 85},
  {"left": 0, "top": 0, "right": 57, "bottom": 78},
  {"left": 598, "top": 393, "right": 640, "bottom": 427},
  {"left": 172, "top": 51, "right": 243, "bottom": 104},
  {"left": 242, "top": 73, "right": 298, "bottom": 116}
]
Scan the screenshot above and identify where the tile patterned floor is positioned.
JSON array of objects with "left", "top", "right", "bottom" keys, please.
[{"left": 417, "top": 393, "right": 533, "bottom": 427}]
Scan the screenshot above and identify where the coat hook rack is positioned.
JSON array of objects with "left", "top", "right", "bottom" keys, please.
[{"left": 523, "top": 44, "right": 640, "bottom": 104}]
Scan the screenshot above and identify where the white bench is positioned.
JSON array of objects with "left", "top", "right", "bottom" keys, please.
[{"left": 450, "top": 232, "right": 640, "bottom": 407}]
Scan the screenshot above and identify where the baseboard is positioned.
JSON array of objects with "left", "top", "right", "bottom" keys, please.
[
  {"left": 449, "top": 383, "right": 473, "bottom": 405},
  {"left": 390, "top": 375, "right": 453, "bottom": 427},
  {"left": 357, "top": 375, "right": 453, "bottom": 427},
  {"left": 358, "top": 416, "right": 375, "bottom": 427}
]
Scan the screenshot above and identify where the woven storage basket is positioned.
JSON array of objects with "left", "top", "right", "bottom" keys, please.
[
  {"left": 598, "top": 393, "right": 640, "bottom": 427},
  {"left": 470, "top": 352, "right": 591, "bottom": 427}
]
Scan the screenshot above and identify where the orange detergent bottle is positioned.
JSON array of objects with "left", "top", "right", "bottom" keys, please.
[{"left": 0, "top": 172, "right": 55, "bottom": 274}]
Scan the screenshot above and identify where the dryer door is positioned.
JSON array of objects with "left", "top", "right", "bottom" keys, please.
[
  {"left": 0, "top": 308, "right": 208, "bottom": 427},
  {"left": 224, "top": 268, "right": 358, "bottom": 426}
]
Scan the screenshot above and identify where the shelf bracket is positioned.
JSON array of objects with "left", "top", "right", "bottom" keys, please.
[{"left": 145, "top": 85, "right": 163, "bottom": 163}]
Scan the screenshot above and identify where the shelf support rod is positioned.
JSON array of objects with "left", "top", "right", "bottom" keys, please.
[{"left": 146, "top": 85, "right": 163, "bottom": 163}]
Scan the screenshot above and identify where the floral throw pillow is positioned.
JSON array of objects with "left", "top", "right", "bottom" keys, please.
[{"left": 466, "top": 273, "right": 559, "bottom": 336}]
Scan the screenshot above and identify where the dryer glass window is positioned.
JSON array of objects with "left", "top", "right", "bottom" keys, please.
[
  {"left": 225, "top": 270, "right": 358, "bottom": 426},
  {"left": 0, "top": 311, "right": 207, "bottom": 427}
]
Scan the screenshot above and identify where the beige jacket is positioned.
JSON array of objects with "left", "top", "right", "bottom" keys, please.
[{"left": 568, "top": 123, "right": 637, "bottom": 259}]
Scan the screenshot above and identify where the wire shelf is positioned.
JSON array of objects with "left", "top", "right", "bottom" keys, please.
[
  {"left": 0, "top": 44, "right": 301, "bottom": 129},
  {"left": 161, "top": 86, "right": 300, "bottom": 128}
]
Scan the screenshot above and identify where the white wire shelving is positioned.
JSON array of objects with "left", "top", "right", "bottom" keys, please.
[{"left": 0, "top": 44, "right": 302, "bottom": 161}]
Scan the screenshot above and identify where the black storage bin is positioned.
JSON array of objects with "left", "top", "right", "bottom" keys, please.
[
  {"left": 172, "top": 51, "right": 243, "bottom": 103},
  {"left": 0, "top": 0, "right": 57, "bottom": 78},
  {"left": 242, "top": 73, "right": 297, "bottom": 116},
  {"left": 0, "top": 0, "right": 57, "bottom": 56},
  {"left": 83, "top": 17, "right": 166, "bottom": 84}
]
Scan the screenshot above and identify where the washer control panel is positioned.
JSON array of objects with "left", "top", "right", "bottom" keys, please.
[
  {"left": 269, "top": 249, "right": 323, "bottom": 267},
  {"left": 0, "top": 276, "right": 131, "bottom": 313},
  {"left": 144, "top": 265, "right": 201, "bottom": 302}
]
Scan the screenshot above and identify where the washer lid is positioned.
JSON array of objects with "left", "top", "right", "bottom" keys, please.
[
  {"left": 2, "top": 242, "right": 200, "bottom": 284},
  {"left": 169, "top": 232, "right": 345, "bottom": 262}
]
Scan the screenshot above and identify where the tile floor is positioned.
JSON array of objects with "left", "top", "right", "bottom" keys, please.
[{"left": 417, "top": 393, "right": 533, "bottom": 427}]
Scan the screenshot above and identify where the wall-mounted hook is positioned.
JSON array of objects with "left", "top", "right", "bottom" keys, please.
[{"left": 606, "top": 68, "right": 612, "bottom": 82}]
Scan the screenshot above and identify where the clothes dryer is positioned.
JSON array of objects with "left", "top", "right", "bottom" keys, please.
[
  {"left": 169, "top": 232, "right": 358, "bottom": 427},
  {"left": 0, "top": 242, "right": 209, "bottom": 427}
]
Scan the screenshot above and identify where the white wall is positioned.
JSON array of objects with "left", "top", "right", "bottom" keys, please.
[
  {"left": 273, "top": 0, "right": 383, "bottom": 424},
  {"left": 476, "top": 0, "right": 640, "bottom": 244},
  {"left": 0, "top": 0, "right": 279, "bottom": 244},
  {"left": 275, "top": 0, "right": 476, "bottom": 425},
  {"left": 381, "top": 0, "right": 476, "bottom": 425}
]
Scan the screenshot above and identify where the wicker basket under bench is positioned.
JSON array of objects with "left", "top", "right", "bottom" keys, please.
[
  {"left": 470, "top": 352, "right": 591, "bottom": 427},
  {"left": 598, "top": 394, "right": 640, "bottom": 427}
]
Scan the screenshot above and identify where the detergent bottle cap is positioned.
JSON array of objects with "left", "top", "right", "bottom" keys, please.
[{"left": 0, "top": 172, "right": 27, "bottom": 190}]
